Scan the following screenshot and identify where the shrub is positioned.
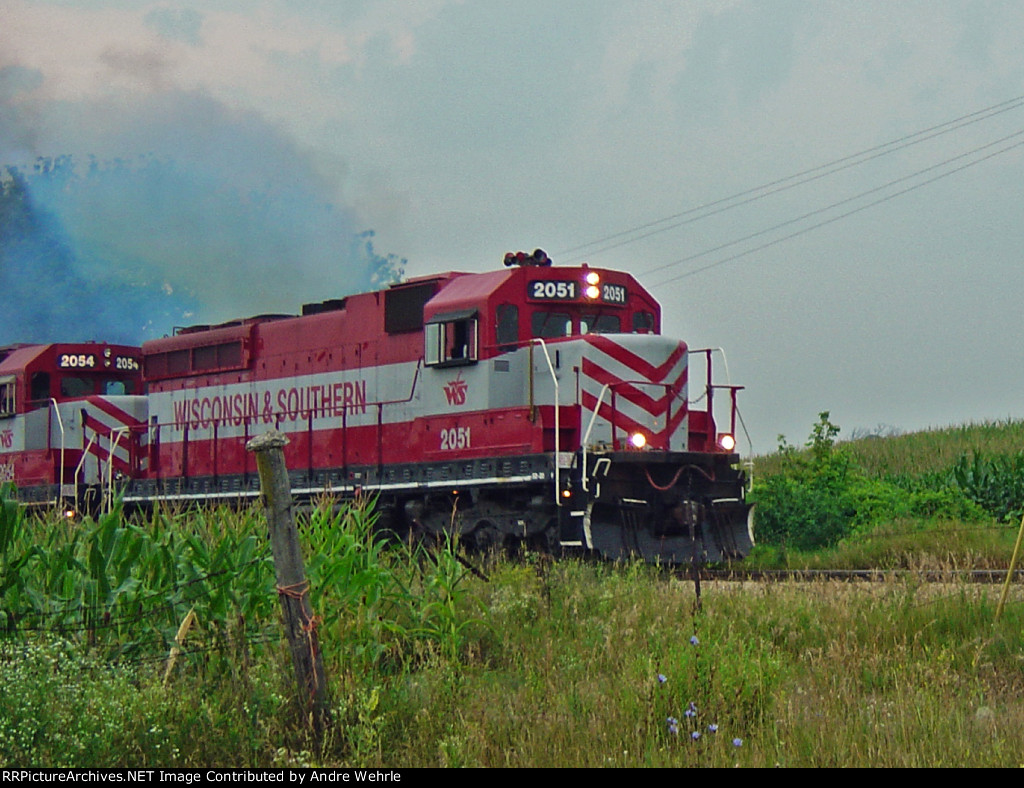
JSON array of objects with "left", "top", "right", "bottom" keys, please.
[
  {"left": 751, "top": 413, "right": 856, "bottom": 550},
  {"left": 751, "top": 413, "right": 988, "bottom": 551}
]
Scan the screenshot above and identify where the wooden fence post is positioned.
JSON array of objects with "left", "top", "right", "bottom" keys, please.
[{"left": 246, "top": 430, "right": 330, "bottom": 740}]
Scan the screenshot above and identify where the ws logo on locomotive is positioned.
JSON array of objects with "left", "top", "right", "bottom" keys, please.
[{"left": 0, "top": 251, "right": 754, "bottom": 562}]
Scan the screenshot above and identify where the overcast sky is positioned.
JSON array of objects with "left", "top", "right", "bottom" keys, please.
[{"left": 3, "top": 0, "right": 1023, "bottom": 454}]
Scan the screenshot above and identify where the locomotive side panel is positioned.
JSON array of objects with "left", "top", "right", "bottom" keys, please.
[{"left": 139, "top": 273, "right": 555, "bottom": 492}]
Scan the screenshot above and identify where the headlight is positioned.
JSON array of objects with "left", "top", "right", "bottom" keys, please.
[
  {"left": 717, "top": 433, "right": 736, "bottom": 451},
  {"left": 629, "top": 432, "right": 647, "bottom": 449}
]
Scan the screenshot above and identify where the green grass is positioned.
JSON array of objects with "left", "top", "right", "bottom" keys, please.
[
  {"left": 6, "top": 556, "right": 1023, "bottom": 767},
  {"left": 747, "top": 413, "right": 1024, "bottom": 556},
  {"left": 5, "top": 416, "right": 1024, "bottom": 767},
  {"left": 745, "top": 518, "right": 1020, "bottom": 571}
]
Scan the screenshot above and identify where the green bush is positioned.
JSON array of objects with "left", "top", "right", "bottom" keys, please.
[
  {"left": 751, "top": 413, "right": 855, "bottom": 550},
  {"left": 751, "top": 413, "right": 987, "bottom": 550}
]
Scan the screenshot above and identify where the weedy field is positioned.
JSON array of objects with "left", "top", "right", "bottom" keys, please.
[{"left": 2, "top": 415, "right": 1024, "bottom": 768}]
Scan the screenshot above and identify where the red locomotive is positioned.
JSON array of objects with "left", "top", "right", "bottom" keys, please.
[
  {"left": 1, "top": 252, "right": 754, "bottom": 562},
  {"left": 0, "top": 342, "right": 146, "bottom": 511}
]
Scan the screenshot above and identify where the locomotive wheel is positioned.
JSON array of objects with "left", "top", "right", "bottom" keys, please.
[
  {"left": 530, "top": 518, "right": 562, "bottom": 554},
  {"left": 507, "top": 517, "right": 560, "bottom": 556},
  {"left": 469, "top": 522, "right": 506, "bottom": 553},
  {"left": 373, "top": 503, "right": 409, "bottom": 543}
]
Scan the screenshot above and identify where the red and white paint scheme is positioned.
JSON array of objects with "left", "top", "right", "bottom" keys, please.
[
  {"left": 0, "top": 343, "right": 146, "bottom": 506},
  {"left": 6, "top": 252, "right": 753, "bottom": 562}
]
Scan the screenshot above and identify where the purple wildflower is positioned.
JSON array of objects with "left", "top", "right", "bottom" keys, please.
[
  {"left": 708, "top": 724, "right": 718, "bottom": 733},
  {"left": 691, "top": 731, "right": 701, "bottom": 741},
  {"left": 689, "top": 635, "right": 700, "bottom": 646},
  {"left": 732, "top": 738, "right": 743, "bottom": 747},
  {"left": 666, "top": 717, "right": 679, "bottom": 735},
  {"left": 657, "top": 673, "right": 667, "bottom": 684}
]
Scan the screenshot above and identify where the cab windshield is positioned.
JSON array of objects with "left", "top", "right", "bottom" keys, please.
[
  {"left": 531, "top": 310, "right": 623, "bottom": 338},
  {"left": 58, "top": 376, "right": 137, "bottom": 398},
  {"left": 581, "top": 314, "right": 621, "bottom": 334}
]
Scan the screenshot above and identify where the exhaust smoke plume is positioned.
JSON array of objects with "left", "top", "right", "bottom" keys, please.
[{"left": 0, "top": 86, "right": 405, "bottom": 346}]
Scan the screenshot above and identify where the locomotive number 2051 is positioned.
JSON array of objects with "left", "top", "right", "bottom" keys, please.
[
  {"left": 529, "top": 280, "right": 578, "bottom": 300},
  {"left": 601, "top": 284, "right": 627, "bottom": 304},
  {"left": 440, "top": 426, "right": 471, "bottom": 451}
]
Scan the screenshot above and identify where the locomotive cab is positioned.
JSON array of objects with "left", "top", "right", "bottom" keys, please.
[
  {"left": 0, "top": 343, "right": 147, "bottom": 507},
  {"left": 412, "top": 252, "right": 754, "bottom": 561}
]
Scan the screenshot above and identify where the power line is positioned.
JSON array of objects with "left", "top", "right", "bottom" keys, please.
[
  {"left": 644, "top": 127, "right": 1024, "bottom": 280},
  {"left": 555, "top": 93, "right": 1024, "bottom": 263},
  {"left": 649, "top": 134, "right": 1024, "bottom": 287}
]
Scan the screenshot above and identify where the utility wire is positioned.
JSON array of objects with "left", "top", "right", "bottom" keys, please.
[
  {"left": 555, "top": 93, "right": 1024, "bottom": 263},
  {"left": 649, "top": 133, "right": 1024, "bottom": 287},
  {"left": 643, "top": 127, "right": 1024, "bottom": 281}
]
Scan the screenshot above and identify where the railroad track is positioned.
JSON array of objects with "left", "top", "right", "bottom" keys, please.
[{"left": 678, "top": 568, "right": 1024, "bottom": 583}]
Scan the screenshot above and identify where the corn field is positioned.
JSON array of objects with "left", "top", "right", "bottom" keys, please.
[{"left": 0, "top": 483, "right": 482, "bottom": 672}]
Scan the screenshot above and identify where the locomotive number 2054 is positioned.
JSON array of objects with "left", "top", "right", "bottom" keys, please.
[
  {"left": 58, "top": 354, "right": 97, "bottom": 369},
  {"left": 115, "top": 357, "right": 141, "bottom": 371}
]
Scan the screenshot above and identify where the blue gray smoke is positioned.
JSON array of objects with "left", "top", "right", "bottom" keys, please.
[{"left": 0, "top": 85, "right": 404, "bottom": 346}]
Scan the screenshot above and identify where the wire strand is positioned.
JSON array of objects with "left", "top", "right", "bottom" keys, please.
[
  {"left": 555, "top": 94, "right": 1024, "bottom": 263},
  {"left": 650, "top": 135, "right": 1024, "bottom": 287}
]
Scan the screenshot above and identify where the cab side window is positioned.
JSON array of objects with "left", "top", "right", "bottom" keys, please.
[
  {"left": 30, "top": 372, "right": 50, "bottom": 402},
  {"left": 496, "top": 304, "right": 519, "bottom": 349},
  {"left": 633, "top": 311, "right": 655, "bottom": 333},
  {"left": 0, "top": 379, "right": 15, "bottom": 418},
  {"left": 425, "top": 315, "right": 479, "bottom": 367}
]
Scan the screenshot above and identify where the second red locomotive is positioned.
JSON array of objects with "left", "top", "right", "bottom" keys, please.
[{"left": 1, "top": 251, "right": 754, "bottom": 562}]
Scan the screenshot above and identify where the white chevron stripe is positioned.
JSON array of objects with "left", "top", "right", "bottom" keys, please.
[
  {"left": 579, "top": 338, "right": 690, "bottom": 449},
  {"left": 582, "top": 346, "right": 687, "bottom": 391}
]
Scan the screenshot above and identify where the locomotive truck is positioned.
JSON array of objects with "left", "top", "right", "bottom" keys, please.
[{"left": 0, "top": 251, "right": 754, "bottom": 562}]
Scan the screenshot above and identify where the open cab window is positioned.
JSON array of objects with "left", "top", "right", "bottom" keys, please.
[
  {"left": 0, "top": 377, "right": 15, "bottom": 418},
  {"left": 425, "top": 312, "right": 479, "bottom": 367}
]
